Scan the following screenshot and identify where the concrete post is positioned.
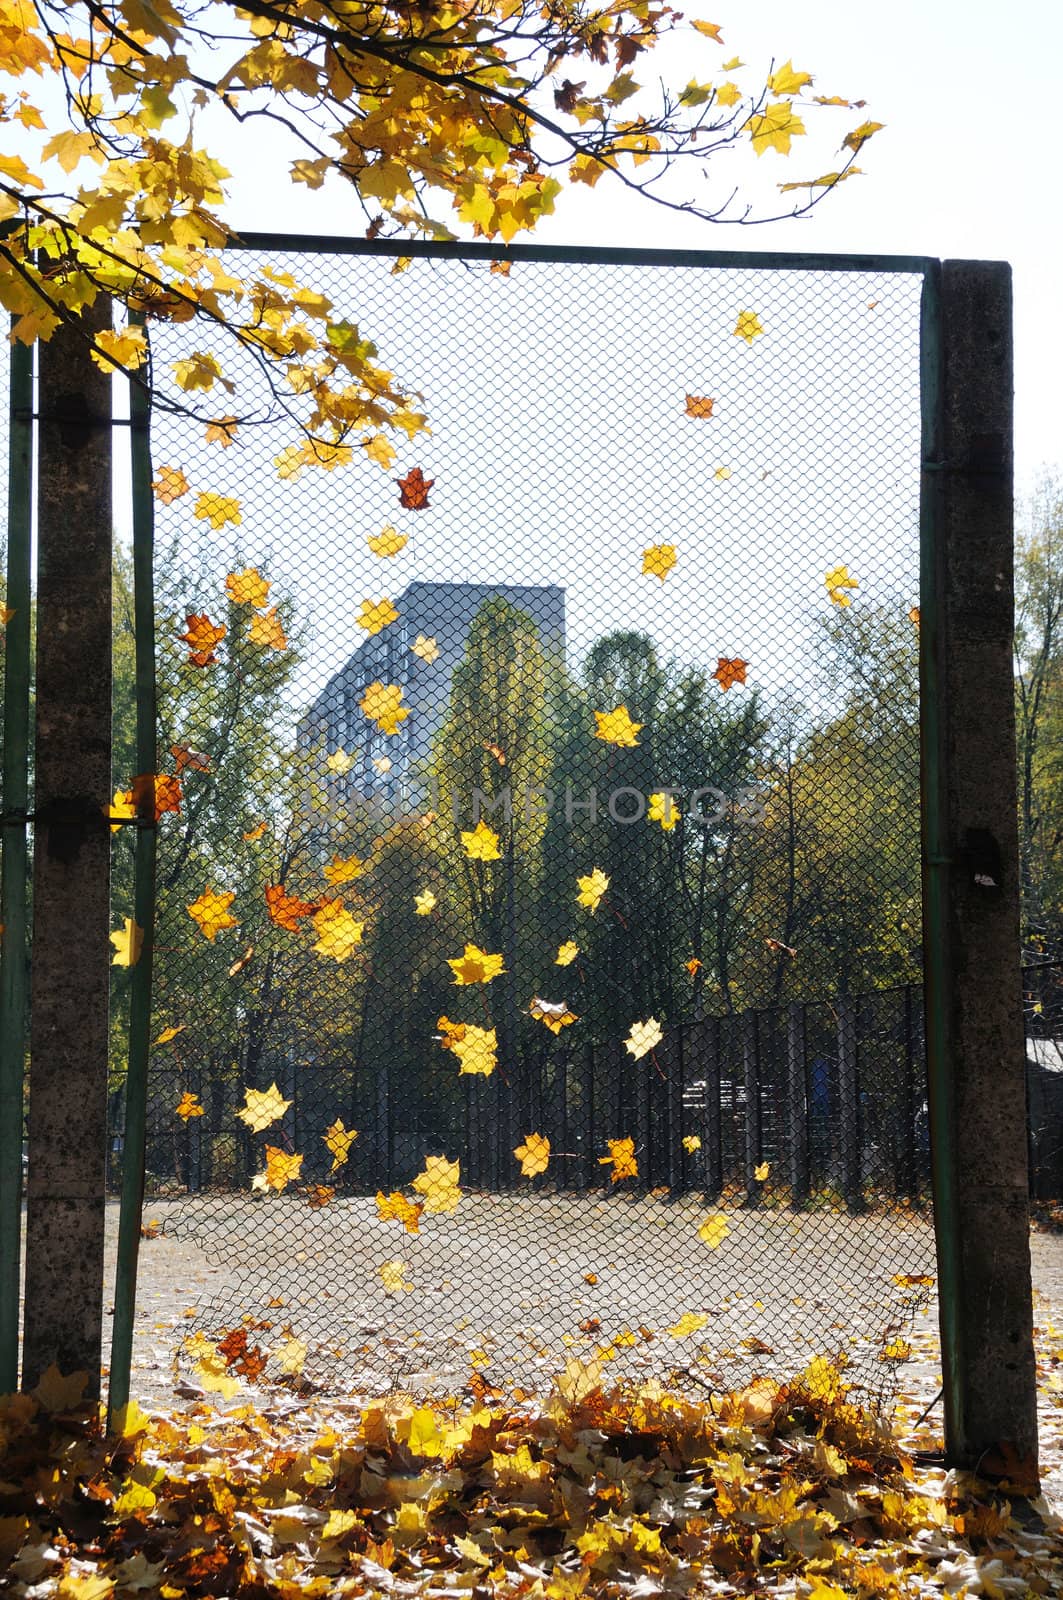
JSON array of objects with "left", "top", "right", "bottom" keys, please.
[
  {"left": 925, "top": 260, "right": 1038, "bottom": 1480},
  {"left": 21, "top": 303, "right": 112, "bottom": 1394}
]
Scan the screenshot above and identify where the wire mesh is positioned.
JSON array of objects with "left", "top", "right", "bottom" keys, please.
[{"left": 112, "top": 243, "right": 941, "bottom": 1406}]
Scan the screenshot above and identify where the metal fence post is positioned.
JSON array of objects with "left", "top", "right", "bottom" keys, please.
[{"left": 921, "top": 259, "right": 1038, "bottom": 1479}]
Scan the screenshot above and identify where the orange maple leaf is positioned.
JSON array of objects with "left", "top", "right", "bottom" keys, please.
[
  {"left": 396, "top": 466, "right": 434, "bottom": 508},
  {"left": 264, "top": 1145, "right": 303, "bottom": 1191},
  {"left": 225, "top": 566, "right": 270, "bottom": 607},
  {"left": 249, "top": 606, "right": 288, "bottom": 651},
  {"left": 712, "top": 657, "right": 748, "bottom": 691},
  {"left": 684, "top": 395, "right": 715, "bottom": 418},
  {"left": 131, "top": 772, "right": 183, "bottom": 820},
  {"left": 599, "top": 1137, "right": 638, "bottom": 1182},
  {"left": 170, "top": 744, "right": 211, "bottom": 774},
  {"left": 187, "top": 887, "right": 238, "bottom": 941},
  {"left": 376, "top": 1190, "right": 423, "bottom": 1233},
  {"left": 205, "top": 415, "right": 238, "bottom": 447},
  {"left": 179, "top": 612, "right": 225, "bottom": 666},
  {"left": 265, "top": 883, "right": 320, "bottom": 931}
]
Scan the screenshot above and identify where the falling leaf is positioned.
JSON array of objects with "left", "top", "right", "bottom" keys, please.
[
  {"left": 843, "top": 119, "right": 885, "bottom": 153},
  {"left": 712, "top": 657, "right": 748, "bottom": 691},
  {"left": 323, "top": 853, "right": 363, "bottom": 886},
  {"left": 326, "top": 747, "right": 356, "bottom": 774},
  {"left": 106, "top": 787, "right": 136, "bottom": 832},
  {"left": 715, "top": 81, "right": 741, "bottom": 107},
  {"left": 642, "top": 544, "right": 677, "bottom": 581},
  {"left": 320, "top": 1120, "right": 357, "bottom": 1172},
  {"left": 265, "top": 883, "right": 319, "bottom": 931},
  {"left": 412, "top": 1154, "right": 461, "bottom": 1213},
  {"left": 364, "top": 432, "right": 397, "bottom": 468},
  {"left": 243, "top": 820, "right": 268, "bottom": 841},
  {"left": 576, "top": 867, "right": 609, "bottom": 911},
  {"left": 448, "top": 943, "right": 505, "bottom": 984},
  {"left": 667, "top": 1311, "right": 709, "bottom": 1337},
  {"left": 312, "top": 900, "right": 366, "bottom": 961},
  {"left": 686, "top": 958, "right": 703, "bottom": 975},
  {"left": 356, "top": 597, "right": 399, "bottom": 635},
  {"left": 205, "top": 415, "right": 238, "bottom": 446},
  {"left": 648, "top": 791, "right": 680, "bottom": 830},
  {"left": 367, "top": 525, "right": 408, "bottom": 557},
  {"left": 186, "top": 886, "right": 238, "bottom": 940},
  {"left": 249, "top": 606, "right": 288, "bottom": 651},
  {"left": 397, "top": 466, "right": 434, "bottom": 508},
  {"left": 529, "top": 996, "right": 578, "bottom": 1033},
  {"left": 765, "top": 937, "right": 797, "bottom": 958},
  {"left": 697, "top": 1213, "right": 731, "bottom": 1248},
  {"left": 307, "top": 1184, "right": 335, "bottom": 1208},
  {"left": 380, "top": 1260, "right": 413, "bottom": 1293},
  {"left": 778, "top": 167, "right": 863, "bottom": 194},
  {"left": 482, "top": 739, "right": 506, "bottom": 765},
  {"left": 131, "top": 771, "right": 182, "bottom": 820},
  {"left": 225, "top": 566, "right": 270, "bottom": 606},
  {"left": 593, "top": 705, "right": 642, "bottom": 746},
  {"left": 175, "top": 1091, "right": 204, "bottom": 1121},
  {"left": 376, "top": 1190, "right": 423, "bottom": 1233},
  {"left": 193, "top": 490, "right": 242, "bottom": 530},
  {"left": 692, "top": 19, "right": 723, "bottom": 40},
  {"left": 452, "top": 1024, "right": 498, "bottom": 1076},
  {"left": 237, "top": 1082, "right": 291, "bottom": 1132},
  {"left": 754, "top": 1161, "right": 770, "bottom": 1181},
  {"left": 599, "top": 1137, "right": 638, "bottom": 1182},
  {"left": 555, "top": 940, "right": 579, "bottom": 965},
  {"left": 909, "top": 604, "right": 921, "bottom": 628},
  {"left": 825, "top": 564, "right": 859, "bottom": 605},
  {"left": 0, "top": 606, "right": 12, "bottom": 626},
  {"left": 411, "top": 633, "right": 440, "bottom": 663},
  {"left": 414, "top": 889, "right": 437, "bottom": 915},
  {"left": 684, "top": 395, "right": 714, "bottom": 418},
  {"left": 733, "top": 312, "right": 765, "bottom": 346},
  {"left": 682, "top": 1135, "right": 701, "bottom": 1153},
  {"left": 109, "top": 916, "right": 143, "bottom": 967},
  {"left": 155, "top": 1025, "right": 185, "bottom": 1045},
  {"left": 768, "top": 59, "right": 813, "bottom": 95},
  {"left": 264, "top": 1146, "right": 303, "bottom": 1191},
  {"left": 228, "top": 944, "right": 254, "bottom": 977},
  {"left": 360, "top": 680, "right": 409, "bottom": 733},
  {"left": 625, "top": 1017, "right": 663, "bottom": 1059},
  {"left": 514, "top": 1133, "right": 551, "bottom": 1177},
  {"left": 461, "top": 819, "right": 502, "bottom": 861},
  {"left": 179, "top": 612, "right": 225, "bottom": 666},
  {"left": 151, "top": 464, "right": 189, "bottom": 502},
  {"left": 171, "top": 744, "right": 210, "bottom": 773}
]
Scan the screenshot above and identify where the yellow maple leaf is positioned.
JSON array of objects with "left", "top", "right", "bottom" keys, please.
[
  {"left": 667, "top": 1311, "right": 709, "bottom": 1338},
  {"left": 451, "top": 1025, "right": 498, "bottom": 1076},
  {"left": 746, "top": 101, "right": 806, "bottom": 157},
  {"left": 33, "top": 1364, "right": 88, "bottom": 1413},
  {"left": 529, "top": 996, "right": 579, "bottom": 1033},
  {"left": 326, "top": 747, "right": 356, "bottom": 774},
  {"left": 175, "top": 1091, "right": 204, "bottom": 1121},
  {"left": 106, "top": 787, "right": 136, "bottom": 832},
  {"left": 264, "top": 1145, "right": 303, "bottom": 1191},
  {"left": 461, "top": 819, "right": 502, "bottom": 861},
  {"left": 682, "top": 1135, "right": 702, "bottom": 1153},
  {"left": 380, "top": 1260, "right": 413, "bottom": 1293},
  {"left": 173, "top": 352, "right": 224, "bottom": 392},
  {"left": 367, "top": 525, "right": 408, "bottom": 557},
  {"left": 843, "top": 119, "right": 885, "bottom": 153},
  {"left": 373, "top": 755, "right": 392, "bottom": 773},
  {"left": 825, "top": 564, "right": 859, "bottom": 605},
  {"left": 312, "top": 900, "right": 366, "bottom": 962},
  {"left": 697, "top": 1213, "right": 731, "bottom": 1248},
  {"left": 447, "top": 943, "right": 505, "bottom": 984},
  {"left": 412, "top": 1154, "right": 461, "bottom": 1214},
  {"left": 715, "top": 81, "right": 741, "bottom": 108},
  {"left": 414, "top": 889, "right": 437, "bottom": 915},
  {"left": 276, "top": 1336, "right": 307, "bottom": 1375},
  {"left": 593, "top": 704, "right": 642, "bottom": 746},
  {"left": 648, "top": 791, "right": 680, "bottom": 830},
  {"left": 110, "top": 917, "right": 143, "bottom": 967},
  {"left": 249, "top": 606, "right": 288, "bottom": 651},
  {"left": 625, "top": 1017, "right": 663, "bottom": 1059},
  {"left": 186, "top": 886, "right": 238, "bottom": 940},
  {"left": 768, "top": 59, "right": 813, "bottom": 95},
  {"left": 236, "top": 1081, "right": 291, "bottom": 1132},
  {"left": 360, "top": 680, "right": 409, "bottom": 734},
  {"left": 364, "top": 432, "right": 397, "bottom": 469},
  {"left": 193, "top": 490, "right": 242, "bottom": 530},
  {"left": 642, "top": 544, "right": 677, "bottom": 581},
  {"left": 205, "top": 416, "right": 238, "bottom": 447},
  {"left": 599, "top": 1137, "right": 638, "bottom": 1182},
  {"left": 91, "top": 325, "right": 148, "bottom": 375},
  {"left": 715, "top": 465, "right": 732, "bottom": 480},
  {"left": 411, "top": 633, "right": 440, "bottom": 664},
  {"left": 733, "top": 310, "right": 765, "bottom": 343},
  {"left": 514, "top": 1132, "right": 550, "bottom": 1177},
  {"left": 576, "top": 867, "right": 609, "bottom": 911},
  {"left": 225, "top": 566, "right": 271, "bottom": 606},
  {"left": 692, "top": 19, "right": 724, "bottom": 41},
  {"left": 323, "top": 1118, "right": 357, "bottom": 1167},
  {"left": 778, "top": 167, "right": 863, "bottom": 194},
  {"left": 356, "top": 597, "right": 399, "bottom": 635},
  {"left": 151, "top": 464, "right": 189, "bottom": 503},
  {"left": 555, "top": 940, "right": 579, "bottom": 965},
  {"left": 754, "top": 1161, "right": 770, "bottom": 1181},
  {"left": 376, "top": 1190, "right": 423, "bottom": 1233},
  {"left": 323, "top": 853, "right": 363, "bottom": 886},
  {"left": 155, "top": 1025, "right": 186, "bottom": 1045}
]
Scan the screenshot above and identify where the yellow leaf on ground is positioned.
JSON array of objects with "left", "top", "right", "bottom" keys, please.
[
  {"left": 514, "top": 1133, "right": 550, "bottom": 1177},
  {"left": 412, "top": 1155, "right": 461, "bottom": 1214},
  {"left": 593, "top": 705, "right": 642, "bottom": 746},
  {"left": 461, "top": 819, "right": 502, "bottom": 861},
  {"left": 667, "top": 1312, "right": 709, "bottom": 1338},
  {"left": 276, "top": 1336, "right": 307, "bottom": 1375},
  {"left": 323, "top": 1509, "right": 360, "bottom": 1539},
  {"left": 697, "top": 1213, "right": 730, "bottom": 1248},
  {"left": 236, "top": 1082, "right": 291, "bottom": 1132},
  {"left": 225, "top": 567, "right": 270, "bottom": 606},
  {"left": 264, "top": 1145, "right": 303, "bottom": 1191}
]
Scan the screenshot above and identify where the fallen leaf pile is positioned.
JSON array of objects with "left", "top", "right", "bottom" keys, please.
[{"left": 3, "top": 1362, "right": 1062, "bottom": 1600}]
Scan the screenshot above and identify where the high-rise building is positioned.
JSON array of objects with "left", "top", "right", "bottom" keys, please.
[{"left": 297, "top": 581, "right": 566, "bottom": 816}]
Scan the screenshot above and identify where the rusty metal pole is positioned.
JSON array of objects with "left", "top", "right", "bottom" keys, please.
[{"left": 21, "top": 302, "right": 112, "bottom": 1394}]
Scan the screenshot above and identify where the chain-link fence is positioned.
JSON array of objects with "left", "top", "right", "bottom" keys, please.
[{"left": 109, "top": 241, "right": 943, "bottom": 1404}]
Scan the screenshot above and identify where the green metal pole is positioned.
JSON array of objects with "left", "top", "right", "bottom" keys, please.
[
  {"left": 107, "top": 343, "right": 157, "bottom": 1426},
  {"left": 0, "top": 336, "right": 33, "bottom": 1393},
  {"left": 918, "top": 261, "right": 965, "bottom": 1455}
]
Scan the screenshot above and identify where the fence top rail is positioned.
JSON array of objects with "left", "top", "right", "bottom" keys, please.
[{"left": 229, "top": 231, "right": 940, "bottom": 277}]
